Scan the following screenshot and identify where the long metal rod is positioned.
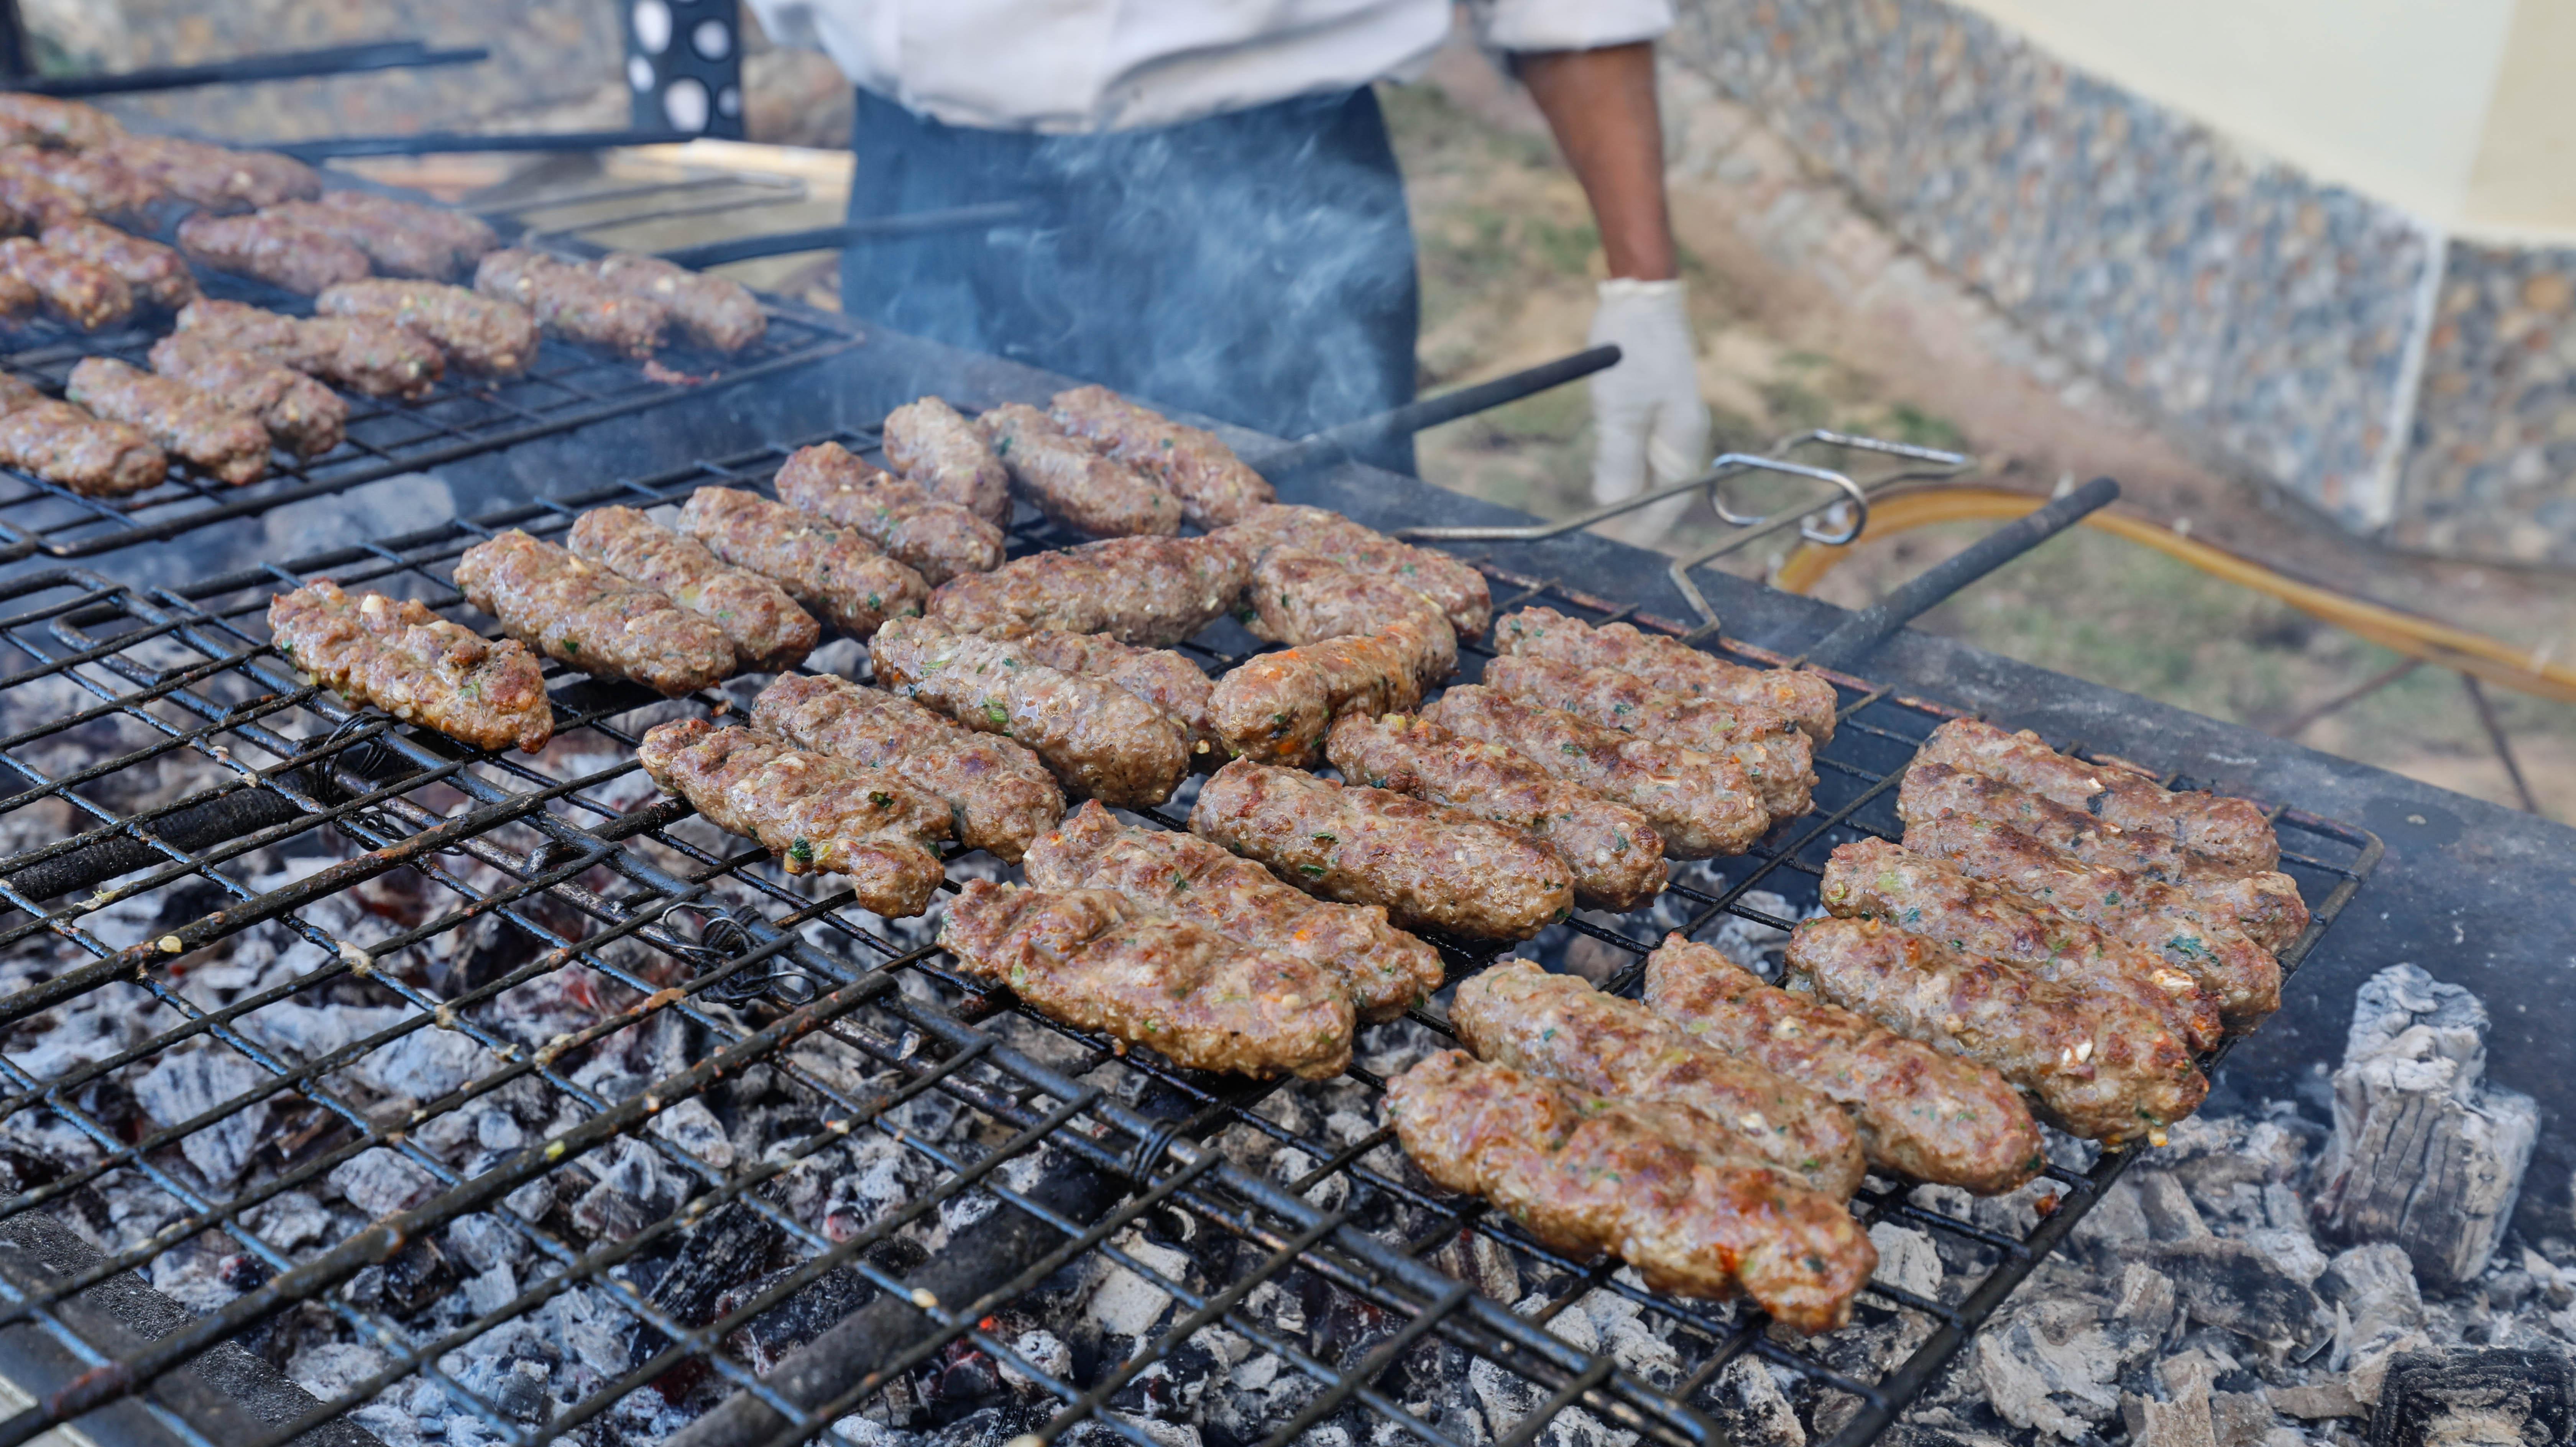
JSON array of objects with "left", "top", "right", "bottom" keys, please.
[
  {"left": 1803, "top": 476, "right": 2120, "bottom": 668},
  {"left": 14, "top": 39, "right": 486, "bottom": 96},
  {"left": 1254, "top": 345, "right": 1623, "bottom": 479},
  {"left": 270, "top": 128, "right": 703, "bottom": 161},
  {"left": 654, "top": 204, "right": 1032, "bottom": 267}
]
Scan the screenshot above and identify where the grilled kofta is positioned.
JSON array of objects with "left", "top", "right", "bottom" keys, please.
[
  {"left": 925, "top": 533, "right": 1248, "bottom": 647},
  {"left": 637, "top": 719, "right": 949, "bottom": 917},
  {"left": 1783, "top": 918, "right": 2208, "bottom": 1145},
  {"left": 1643, "top": 935, "right": 2045, "bottom": 1194},
  {"left": 1214, "top": 502, "right": 1491, "bottom": 636},
  {"left": 1426, "top": 686, "right": 1768, "bottom": 859},
  {"left": 941, "top": 879, "right": 1354, "bottom": 1080},
  {"left": 1326, "top": 711, "right": 1666, "bottom": 911},
  {"left": 1001, "top": 628, "right": 1220, "bottom": 762},
  {"left": 1207, "top": 615, "right": 1450, "bottom": 768},
  {"left": 1452, "top": 960, "right": 1867, "bottom": 1198},
  {"left": 0, "top": 170, "right": 84, "bottom": 231},
  {"left": 0, "top": 373, "right": 165, "bottom": 495},
  {"left": 1494, "top": 607, "right": 1841, "bottom": 743},
  {"left": 1027, "top": 800, "right": 1443, "bottom": 1021},
  {"left": 176, "top": 212, "right": 371, "bottom": 295},
  {"left": 0, "top": 94, "right": 121, "bottom": 151},
  {"left": 475, "top": 248, "right": 667, "bottom": 358},
  {"left": 1902, "top": 814, "right": 2281, "bottom": 1030},
  {"left": 286, "top": 192, "right": 497, "bottom": 280},
  {"left": 1386, "top": 1051, "right": 1876, "bottom": 1333},
  {"left": 315, "top": 279, "right": 538, "bottom": 376},
  {"left": 1898, "top": 761, "right": 2308, "bottom": 951},
  {"left": 881, "top": 396, "right": 1011, "bottom": 524},
  {"left": 673, "top": 486, "right": 927, "bottom": 640},
  {"left": 1189, "top": 759, "right": 1574, "bottom": 941},
  {"left": 565, "top": 505, "right": 817, "bottom": 671},
  {"left": 772, "top": 440, "right": 1005, "bottom": 584},
  {"left": 267, "top": 579, "right": 553, "bottom": 754},
  {"left": 749, "top": 673, "right": 1064, "bottom": 864},
  {"left": 451, "top": 529, "right": 734, "bottom": 697},
  {"left": 1482, "top": 654, "right": 1816, "bottom": 821},
  {"left": 595, "top": 252, "right": 765, "bottom": 352},
  {"left": 177, "top": 298, "right": 443, "bottom": 400},
  {"left": 147, "top": 335, "right": 346, "bottom": 458},
  {"left": 1818, "top": 837, "right": 2224, "bottom": 1050},
  {"left": 100, "top": 135, "right": 320, "bottom": 211},
  {"left": 868, "top": 615, "right": 1190, "bottom": 807},
  {"left": 64, "top": 358, "right": 269, "bottom": 485},
  {"left": 1245, "top": 548, "right": 1459, "bottom": 688},
  {"left": 40, "top": 220, "right": 194, "bottom": 309},
  {"left": 1048, "top": 385, "right": 1273, "bottom": 527},
  {"left": 1916, "top": 718, "right": 2280, "bottom": 872},
  {"left": 0, "top": 145, "right": 155, "bottom": 218},
  {"left": 977, "top": 402, "right": 1181, "bottom": 537},
  {"left": 0, "top": 236, "right": 130, "bottom": 329}
]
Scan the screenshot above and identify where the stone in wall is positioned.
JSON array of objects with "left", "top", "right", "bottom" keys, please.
[{"left": 2394, "top": 242, "right": 2576, "bottom": 567}]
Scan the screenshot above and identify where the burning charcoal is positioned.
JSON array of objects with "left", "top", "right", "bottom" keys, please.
[
  {"left": 1084, "top": 1238, "right": 1191, "bottom": 1339},
  {"left": 287, "top": 1340, "right": 393, "bottom": 1403},
  {"left": 1465, "top": 1299, "right": 1631, "bottom": 1447},
  {"left": 996, "top": 1329, "right": 1072, "bottom": 1395},
  {"left": 650, "top": 1095, "right": 734, "bottom": 1171},
  {"left": 2321, "top": 1244, "right": 2432, "bottom": 1404},
  {"left": 1870, "top": 1223, "right": 1945, "bottom": 1302},
  {"left": 633, "top": 1196, "right": 781, "bottom": 1369},
  {"left": 2121, "top": 1350, "right": 2222, "bottom": 1447},
  {"left": 1972, "top": 1295, "right": 2127, "bottom": 1439},
  {"left": 1708, "top": 1357, "right": 1806, "bottom": 1447},
  {"left": 572, "top": 1137, "right": 690, "bottom": 1242},
  {"left": 135, "top": 1047, "right": 270, "bottom": 1185},
  {"left": 331, "top": 1146, "right": 439, "bottom": 1218},
  {"left": 447, "top": 1212, "right": 525, "bottom": 1275},
  {"left": 719, "top": 1263, "right": 874, "bottom": 1374},
  {"left": 381, "top": 1235, "right": 455, "bottom": 1316},
  {"left": 2142, "top": 1236, "right": 2330, "bottom": 1357},
  {"left": 826, "top": 1417, "right": 922, "bottom": 1447},
  {"left": 925, "top": 1337, "right": 1007, "bottom": 1416},
  {"left": 2367, "top": 1348, "right": 2574, "bottom": 1447},
  {"left": 356, "top": 1025, "right": 502, "bottom": 1104}
]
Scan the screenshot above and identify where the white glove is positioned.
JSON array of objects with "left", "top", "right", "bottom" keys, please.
[{"left": 1587, "top": 277, "right": 1711, "bottom": 508}]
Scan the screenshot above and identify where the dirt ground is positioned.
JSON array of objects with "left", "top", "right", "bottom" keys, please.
[{"left": 1384, "top": 74, "right": 2576, "bottom": 822}]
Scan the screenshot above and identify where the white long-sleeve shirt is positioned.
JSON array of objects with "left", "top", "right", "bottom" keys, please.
[{"left": 744, "top": 0, "right": 1673, "bottom": 134}]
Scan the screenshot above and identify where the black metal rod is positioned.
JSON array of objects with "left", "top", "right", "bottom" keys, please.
[
  {"left": 15, "top": 40, "right": 487, "bottom": 97},
  {"left": 1803, "top": 476, "right": 2120, "bottom": 669},
  {"left": 1255, "top": 344, "right": 1623, "bottom": 480},
  {"left": 654, "top": 203, "right": 1032, "bottom": 268},
  {"left": 269, "top": 128, "right": 702, "bottom": 161}
]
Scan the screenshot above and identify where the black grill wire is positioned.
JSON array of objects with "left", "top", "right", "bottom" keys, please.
[
  {"left": 0, "top": 431, "right": 2382, "bottom": 1447},
  {"left": 0, "top": 218, "right": 858, "bottom": 566}
]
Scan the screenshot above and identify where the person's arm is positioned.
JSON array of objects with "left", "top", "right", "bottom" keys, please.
[{"left": 1515, "top": 43, "right": 1675, "bottom": 281}]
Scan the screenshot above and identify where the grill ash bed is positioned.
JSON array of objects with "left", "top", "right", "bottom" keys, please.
[{"left": 0, "top": 395, "right": 2387, "bottom": 1447}]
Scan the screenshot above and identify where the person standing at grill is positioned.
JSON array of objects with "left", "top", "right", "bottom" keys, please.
[{"left": 746, "top": 0, "right": 1706, "bottom": 494}]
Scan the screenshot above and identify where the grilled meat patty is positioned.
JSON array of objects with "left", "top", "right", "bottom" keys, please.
[
  {"left": 0, "top": 373, "right": 164, "bottom": 495},
  {"left": 1002, "top": 628, "right": 1221, "bottom": 763},
  {"left": 1027, "top": 800, "right": 1443, "bottom": 1021},
  {"left": 942, "top": 879, "right": 1355, "bottom": 1080},
  {"left": 316, "top": 278, "right": 538, "bottom": 376},
  {"left": 1898, "top": 761, "right": 2308, "bottom": 952},
  {"left": 1190, "top": 759, "right": 1573, "bottom": 940},
  {"left": 0, "top": 170, "right": 82, "bottom": 231},
  {"left": 1047, "top": 385, "right": 1273, "bottom": 527},
  {"left": 637, "top": 719, "right": 948, "bottom": 916},
  {"left": 978, "top": 402, "right": 1182, "bottom": 537},
  {"left": 750, "top": 673, "right": 1064, "bottom": 863},
  {"left": 40, "top": 220, "right": 193, "bottom": 309},
  {"left": 312, "top": 190, "right": 498, "bottom": 278},
  {"left": 1494, "top": 607, "right": 1840, "bottom": 743},
  {"left": 772, "top": 440, "right": 1005, "bottom": 585},
  {"left": 1246, "top": 548, "right": 1459, "bottom": 687},
  {"left": 263, "top": 199, "right": 463, "bottom": 282},
  {"left": 1783, "top": 917, "right": 2208, "bottom": 1144},
  {"left": 926, "top": 533, "right": 1249, "bottom": 646},
  {"left": 1426, "top": 685, "right": 1768, "bottom": 859},
  {"left": 1453, "top": 960, "right": 1867, "bottom": 1198},
  {"left": 1386, "top": 1051, "right": 1876, "bottom": 1332},
  {"left": 0, "top": 144, "right": 155, "bottom": 217},
  {"left": 178, "top": 297, "right": 444, "bottom": 399},
  {"left": 474, "top": 248, "right": 667, "bottom": 358},
  {"left": 65, "top": 357, "right": 269, "bottom": 485},
  {"left": 101, "top": 135, "right": 319, "bottom": 210},
  {"left": 1482, "top": 654, "right": 1815, "bottom": 821},
  {"left": 1901, "top": 814, "right": 2281, "bottom": 1030},
  {"left": 1208, "top": 615, "right": 1450, "bottom": 767},
  {"left": 267, "top": 579, "right": 552, "bottom": 754},
  {"left": 176, "top": 212, "right": 370, "bottom": 295},
  {"left": 594, "top": 252, "right": 765, "bottom": 352},
  {"left": 0, "top": 236, "right": 130, "bottom": 329},
  {"left": 881, "top": 396, "right": 1011, "bottom": 524},
  {"left": 1327, "top": 711, "right": 1666, "bottom": 911},
  {"left": 1917, "top": 718, "right": 2280, "bottom": 872},
  {"left": 147, "top": 334, "right": 345, "bottom": 457},
  {"left": 869, "top": 615, "right": 1190, "bottom": 807},
  {"left": 566, "top": 505, "right": 817, "bottom": 671},
  {"left": 451, "top": 528, "right": 734, "bottom": 697},
  {"left": 0, "top": 94, "right": 121, "bottom": 151},
  {"left": 673, "top": 486, "right": 928, "bottom": 640},
  {"left": 1643, "top": 935, "right": 2045, "bottom": 1194},
  {"left": 1214, "top": 503, "right": 1491, "bottom": 636},
  {"left": 1818, "top": 837, "right": 2224, "bottom": 1052}
]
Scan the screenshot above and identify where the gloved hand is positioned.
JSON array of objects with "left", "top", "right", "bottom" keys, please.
[{"left": 1587, "top": 277, "right": 1711, "bottom": 509}]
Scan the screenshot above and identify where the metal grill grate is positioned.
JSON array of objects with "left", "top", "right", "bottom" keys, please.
[{"left": 0, "top": 443, "right": 2380, "bottom": 1447}]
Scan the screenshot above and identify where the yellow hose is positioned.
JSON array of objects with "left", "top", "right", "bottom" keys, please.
[{"left": 1774, "top": 487, "right": 2576, "bottom": 706}]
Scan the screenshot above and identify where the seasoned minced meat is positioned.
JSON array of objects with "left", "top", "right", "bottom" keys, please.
[
  {"left": 882, "top": 396, "right": 1011, "bottom": 524},
  {"left": 772, "top": 440, "right": 1004, "bottom": 585},
  {"left": 0, "top": 94, "right": 122, "bottom": 151},
  {"left": 595, "top": 252, "right": 766, "bottom": 353},
  {"left": 0, "top": 147, "right": 155, "bottom": 218},
  {"left": 315, "top": 279, "right": 538, "bottom": 376},
  {"left": 1189, "top": 759, "right": 1573, "bottom": 941},
  {"left": 1916, "top": 718, "right": 2280, "bottom": 872},
  {"left": 1494, "top": 607, "right": 1840, "bottom": 743},
  {"left": 65, "top": 357, "right": 269, "bottom": 485},
  {"left": 41, "top": 220, "right": 194, "bottom": 309},
  {"left": 101, "top": 135, "right": 320, "bottom": 211},
  {"left": 148, "top": 334, "right": 346, "bottom": 457},
  {"left": 0, "top": 373, "right": 165, "bottom": 496},
  {"left": 450, "top": 528, "right": 734, "bottom": 697},
  {"left": 475, "top": 248, "right": 667, "bottom": 358},
  {"left": 1426, "top": 685, "right": 1768, "bottom": 859},
  {"left": 176, "top": 212, "right": 371, "bottom": 295},
  {"left": 674, "top": 486, "right": 927, "bottom": 640},
  {"left": 978, "top": 402, "right": 1181, "bottom": 538},
  {"left": 1026, "top": 800, "right": 1442, "bottom": 1022},
  {"left": 267, "top": 579, "right": 552, "bottom": 754},
  {"left": 1207, "top": 615, "right": 1449, "bottom": 768},
  {"left": 0, "top": 236, "right": 130, "bottom": 329},
  {"left": 565, "top": 505, "right": 816, "bottom": 671},
  {"left": 925, "top": 533, "right": 1248, "bottom": 646},
  {"left": 1243, "top": 548, "right": 1456, "bottom": 679},
  {"left": 1214, "top": 502, "right": 1491, "bottom": 635},
  {"left": 1048, "top": 385, "right": 1273, "bottom": 527},
  {"left": 0, "top": 170, "right": 83, "bottom": 231},
  {"left": 315, "top": 190, "right": 498, "bottom": 277},
  {"left": 941, "top": 879, "right": 1354, "bottom": 1080},
  {"left": 1385, "top": 1051, "right": 1876, "bottom": 1333},
  {"left": 1482, "top": 653, "right": 1815, "bottom": 820},
  {"left": 1001, "top": 628, "right": 1220, "bottom": 763},
  {"left": 750, "top": 672, "right": 1064, "bottom": 864},
  {"left": 177, "top": 297, "right": 443, "bottom": 400}
]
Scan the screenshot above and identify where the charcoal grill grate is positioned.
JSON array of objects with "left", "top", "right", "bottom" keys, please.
[{"left": 0, "top": 443, "right": 2379, "bottom": 1447}]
